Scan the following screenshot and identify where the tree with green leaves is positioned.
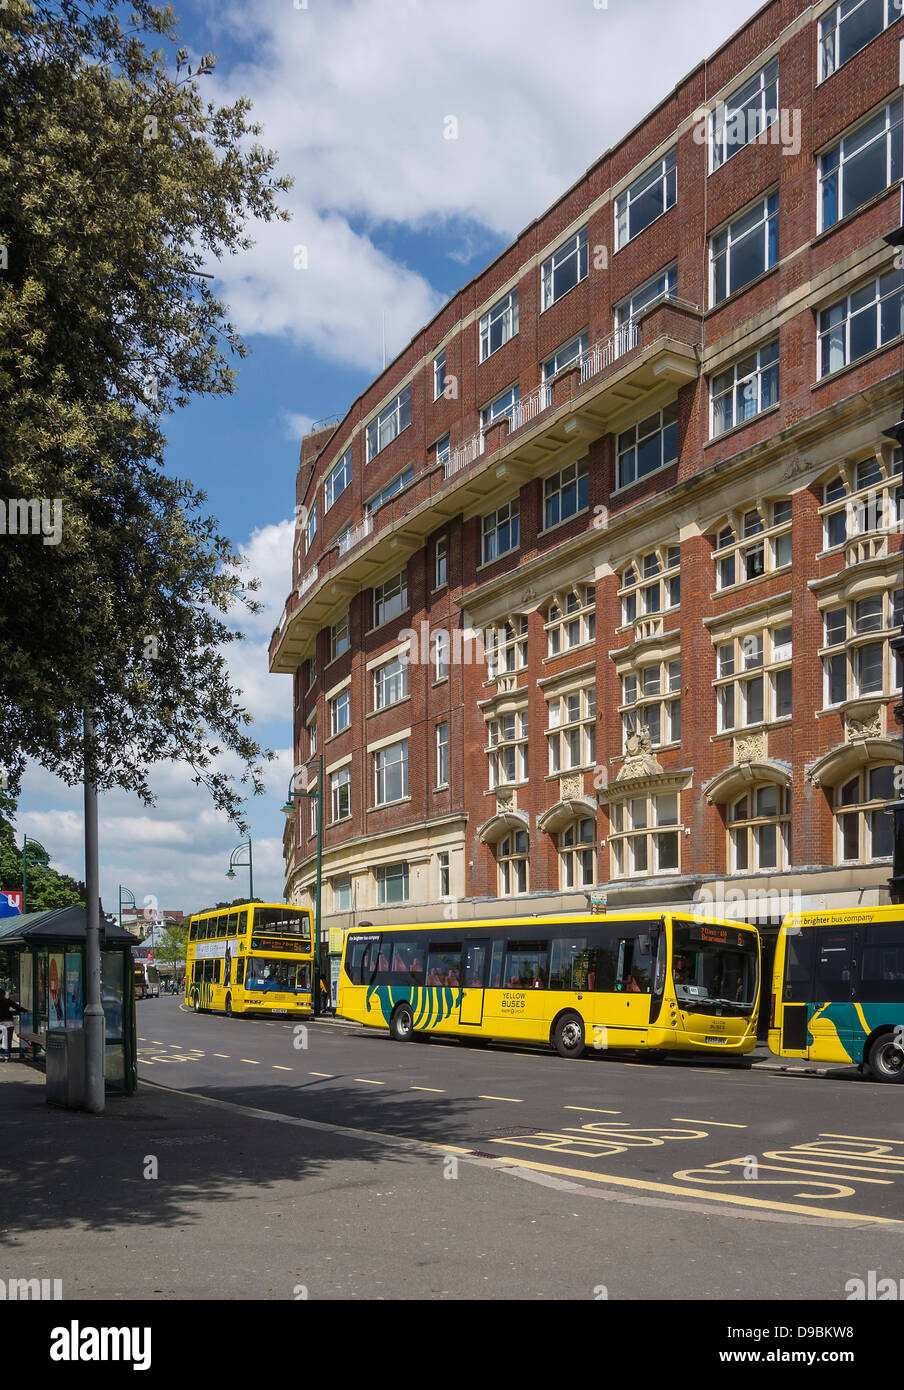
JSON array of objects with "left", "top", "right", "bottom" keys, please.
[
  {"left": 0, "top": 790, "right": 85, "bottom": 909},
  {"left": 0, "top": 1, "right": 293, "bottom": 826},
  {"left": 153, "top": 924, "right": 188, "bottom": 975}
]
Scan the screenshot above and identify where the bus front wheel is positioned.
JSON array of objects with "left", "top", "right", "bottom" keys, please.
[
  {"left": 867, "top": 1032, "right": 904, "bottom": 1083},
  {"left": 193, "top": 994, "right": 201, "bottom": 1013},
  {"left": 389, "top": 1003, "right": 414, "bottom": 1042},
  {"left": 553, "top": 1012, "right": 586, "bottom": 1058}
]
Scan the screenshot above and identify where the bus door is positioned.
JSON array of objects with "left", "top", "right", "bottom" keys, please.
[
  {"left": 809, "top": 927, "right": 857, "bottom": 1061},
  {"left": 602, "top": 931, "right": 653, "bottom": 1040},
  {"left": 459, "top": 939, "right": 490, "bottom": 1026}
]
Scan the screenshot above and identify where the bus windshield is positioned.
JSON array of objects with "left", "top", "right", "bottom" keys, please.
[
  {"left": 245, "top": 957, "right": 310, "bottom": 992},
  {"left": 672, "top": 923, "right": 758, "bottom": 1012},
  {"left": 252, "top": 907, "right": 311, "bottom": 938}
]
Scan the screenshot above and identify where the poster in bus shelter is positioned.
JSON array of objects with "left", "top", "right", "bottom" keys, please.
[
  {"left": 64, "top": 953, "right": 82, "bottom": 1029},
  {"left": 18, "top": 953, "right": 32, "bottom": 1033},
  {"left": 48, "top": 952, "right": 65, "bottom": 1029}
]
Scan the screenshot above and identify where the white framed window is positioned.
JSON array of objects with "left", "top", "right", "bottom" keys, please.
[
  {"left": 438, "top": 851, "right": 450, "bottom": 897},
  {"left": 432, "top": 629, "right": 450, "bottom": 681},
  {"left": 559, "top": 818, "right": 596, "bottom": 889},
  {"left": 433, "top": 349, "right": 446, "bottom": 400},
  {"left": 373, "top": 571, "right": 407, "bottom": 627},
  {"left": 819, "top": 0, "right": 902, "bottom": 82},
  {"left": 728, "top": 784, "right": 790, "bottom": 871},
  {"left": 433, "top": 433, "right": 451, "bottom": 469},
  {"left": 479, "top": 290, "right": 519, "bottom": 361},
  {"left": 710, "top": 60, "right": 779, "bottom": 171},
  {"left": 487, "top": 711, "right": 529, "bottom": 788},
  {"left": 324, "top": 449, "right": 352, "bottom": 511},
  {"left": 609, "top": 792, "right": 681, "bottom": 878},
  {"left": 434, "top": 536, "right": 447, "bottom": 589},
  {"left": 543, "top": 458, "right": 589, "bottom": 529},
  {"left": 822, "top": 587, "right": 903, "bottom": 705},
  {"left": 333, "top": 875, "right": 352, "bottom": 912},
  {"left": 481, "top": 384, "right": 520, "bottom": 435},
  {"left": 366, "top": 384, "right": 411, "bottom": 461},
  {"left": 818, "top": 268, "right": 904, "bottom": 376},
  {"left": 621, "top": 660, "right": 681, "bottom": 749},
  {"left": 710, "top": 194, "right": 778, "bottom": 305},
  {"left": 542, "top": 332, "right": 589, "bottom": 399},
  {"left": 547, "top": 687, "right": 596, "bottom": 772},
  {"left": 330, "top": 688, "right": 350, "bottom": 736},
  {"left": 620, "top": 546, "right": 680, "bottom": 626},
  {"left": 482, "top": 500, "right": 520, "bottom": 564},
  {"left": 485, "top": 616, "right": 528, "bottom": 679},
  {"left": 306, "top": 654, "right": 317, "bottom": 693},
  {"left": 714, "top": 500, "right": 792, "bottom": 589},
  {"left": 376, "top": 862, "right": 409, "bottom": 904},
  {"left": 330, "top": 766, "right": 351, "bottom": 823},
  {"left": 710, "top": 340, "right": 779, "bottom": 436},
  {"left": 614, "top": 263, "right": 678, "bottom": 334},
  {"left": 546, "top": 585, "right": 596, "bottom": 655},
  {"left": 615, "top": 149, "right": 677, "bottom": 249},
  {"left": 367, "top": 465, "right": 414, "bottom": 515},
  {"left": 715, "top": 623, "right": 793, "bottom": 731},
  {"left": 835, "top": 764, "right": 895, "bottom": 861},
  {"left": 820, "top": 100, "right": 903, "bottom": 232},
  {"left": 436, "top": 722, "right": 449, "bottom": 788},
  {"left": 373, "top": 656, "right": 407, "bottom": 711},
  {"left": 305, "top": 502, "right": 317, "bottom": 551},
  {"left": 306, "top": 711, "right": 317, "bottom": 756},
  {"left": 821, "top": 449, "right": 903, "bottom": 549},
  {"left": 541, "top": 226, "right": 589, "bottom": 310},
  {"left": 330, "top": 612, "right": 350, "bottom": 662},
  {"left": 497, "top": 830, "right": 529, "bottom": 895},
  {"left": 374, "top": 741, "right": 408, "bottom": 806},
  {"left": 616, "top": 404, "right": 678, "bottom": 491}
]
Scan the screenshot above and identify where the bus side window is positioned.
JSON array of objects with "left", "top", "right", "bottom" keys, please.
[
  {"left": 783, "top": 931, "right": 814, "bottom": 1002},
  {"left": 213, "top": 959, "right": 222, "bottom": 984},
  {"left": 236, "top": 959, "right": 245, "bottom": 986},
  {"left": 189, "top": 921, "right": 197, "bottom": 941},
  {"left": 194, "top": 961, "right": 203, "bottom": 983},
  {"left": 814, "top": 930, "right": 853, "bottom": 1001},
  {"left": 488, "top": 939, "right": 504, "bottom": 989}
]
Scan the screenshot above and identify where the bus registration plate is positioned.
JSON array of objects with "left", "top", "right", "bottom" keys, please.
[
  {"left": 272, "top": 1009, "right": 287, "bottom": 1015},
  {"left": 705, "top": 1034, "right": 725, "bottom": 1044}
]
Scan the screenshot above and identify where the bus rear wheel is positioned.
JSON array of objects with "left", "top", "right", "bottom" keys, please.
[
  {"left": 553, "top": 1012, "right": 586, "bottom": 1058},
  {"left": 867, "top": 1033, "right": 904, "bottom": 1083},
  {"left": 389, "top": 1003, "right": 414, "bottom": 1042},
  {"left": 193, "top": 994, "right": 201, "bottom": 1013}
]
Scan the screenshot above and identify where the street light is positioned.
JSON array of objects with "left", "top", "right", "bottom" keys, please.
[
  {"left": 118, "top": 885, "right": 137, "bottom": 935},
  {"left": 883, "top": 201, "right": 904, "bottom": 903},
  {"left": 226, "top": 837, "right": 254, "bottom": 902},
  {"left": 22, "top": 835, "right": 49, "bottom": 914},
  {"left": 282, "top": 758, "right": 323, "bottom": 1017}
]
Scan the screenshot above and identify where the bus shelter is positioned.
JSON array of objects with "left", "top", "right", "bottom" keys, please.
[{"left": 0, "top": 906, "right": 138, "bottom": 1094}]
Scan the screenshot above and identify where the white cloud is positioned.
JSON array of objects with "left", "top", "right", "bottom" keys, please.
[
  {"left": 280, "top": 410, "right": 316, "bottom": 441},
  {"left": 201, "top": 0, "right": 762, "bottom": 370}
]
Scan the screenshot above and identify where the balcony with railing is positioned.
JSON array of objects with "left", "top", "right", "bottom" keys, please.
[{"left": 270, "top": 300, "right": 703, "bottom": 674}]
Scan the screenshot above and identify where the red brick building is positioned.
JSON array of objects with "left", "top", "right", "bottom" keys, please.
[{"left": 270, "top": 0, "right": 904, "bottom": 958}]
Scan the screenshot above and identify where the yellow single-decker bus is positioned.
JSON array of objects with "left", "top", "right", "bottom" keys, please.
[
  {"left": 337, "top": 911, "right": 760, "bottom": 1058},
  {"left": 186, "top": 902, "right": 314, "bottom": 1018},
  {"left": 769, "top": 905, "right": 904, "bottom": 1082}
]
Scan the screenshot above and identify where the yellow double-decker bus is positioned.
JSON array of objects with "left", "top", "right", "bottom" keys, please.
[
  {"left": 186, "top": 903, "right": 313, "bottom": 1018},
  {"left": 337, "top": 912, "right": 760, "bottom": 1058},
  {"left": 769, "top": 906, "right": 904, "bottom": 1082}
]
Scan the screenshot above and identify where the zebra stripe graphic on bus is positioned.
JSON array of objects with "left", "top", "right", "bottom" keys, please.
[{"left": 365, "top": 984, "right": 462, "bottom": 1028}]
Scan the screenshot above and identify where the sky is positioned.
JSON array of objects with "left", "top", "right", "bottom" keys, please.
[{"left": 14, "top": 0, "right": 765, "bottom": 919}]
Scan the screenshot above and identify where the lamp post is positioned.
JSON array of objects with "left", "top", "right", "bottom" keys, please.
[
  {"left": 118, "top": 885, "right": 137, "bottom": 935},
  {"left": 282, "top": 757, "right": 323, "bottom": 1016},
  {"left": 226, "top": 838, "right": 254, "bottom": 903},
  {"left": 883, "top": 203, "right": 904, "bottom": 903},
  {"left": 21, "top": 835, "right": 49, "bottom": 914}
]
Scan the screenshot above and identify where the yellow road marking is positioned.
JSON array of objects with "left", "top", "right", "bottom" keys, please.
[
  {"left": 273, "top": 1065, "right": 292, "bottom": 1072},
  {"left": 190, "top": 1049, "right": 204, "bottom": 1055},
  {"left": 213, "top": 1053, "right": 230, "bottom": 1059},
  {"left": 564, "top": 1106, "right": 621, "bottom": 1114},
  {"left": 150, "top": 1040, "right": 164, "bottom": 1045},
  {"left": 821, "top": 1133, "right": 904, "bottom": 1144},
  {"left": 671, "top": 1118, "right": 747, "bottom": 1128},
  {"left": 240, "top": 1059, "right": 260, "bottom": 1065},
  {"left": 353, "top": 1078, "right": 385, "bottom": 1085},
  {"left": 479, "top": 1095, "right": 523, "bottom": 1103},
  {"left": 309, "top": 1071, "right": 334, "bottom": 1077},
  {"left": 411, "top": 1086, "right": 445, "bottom": 1093}
]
